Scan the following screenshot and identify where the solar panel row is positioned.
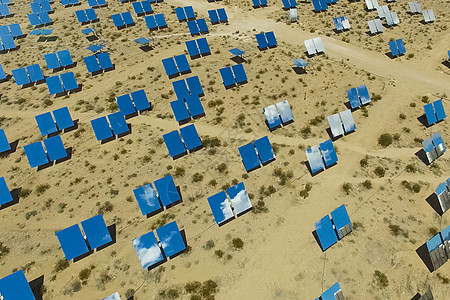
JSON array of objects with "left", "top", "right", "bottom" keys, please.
[
  {"left": 75, "top": 8, "right": 98, "bottom": 23},
  {"left": 208, "top": 182, "right": 252, "bottom": 225},
  {"left": 162, "top": 54, "right": 190, "bottom": 78},
  {"left": 314, "top": 204, "right": 352, "bottom": 251},
  {"left": 327, "top": 109, "right": 356, "bottom": 138},
  {"left": 388, "top": 39, "right": 406, "bottom": 57},
  {"left": 422, "top": 132, "right": 446, "bottom": 164},
  {"left": 424, "top": 99, "right": 446, "bottom": 126},
  {"left": 251, "top": 0, "right": 267, "bottom": 7},
  {"left": 170, "top": 94, "right": 205, "bottom": 122},
  {"left": 305, "top": 140, "right": 338, "bottom": 174},
  {"left": 187, "top": 19, "right": 208, "bottom": 35},
  {"left": 145, "top": 14, "right": 166, "bottom": 30},
  {"left": 112, "top": 12, "right": 134, "bottom": 28},
  {"left": 255, "top": 31, "right": 277, "bottom": 50},
  {"left": 116, "top": 89, "right": 151, "bottom": 117},
  {"left": 30, "top": 1, "right": 52, "bottom": 13},
  {"left": 88, "top": 0, "right": 107, "bottom": 8},
  {"left": 60, "top": 0, "right": 79, "bottom": 6},
  {"left": 263, "top": 100, "right": 294, "bottom": 130},
  {"left": 208, "top": 8, "right": 228, "bottom": 24},
  {"left": 0, "top": 23, "right": 23, "bottom": 38},
  {"left": 46, "top": 72, "right": 79, "bottom": 95},
  {"left": 219, "top": 64, "right": 247, "bottom": 88},
  {"left": 163, "top": 124, "right": 202, "bottom": 158},
  {"left": 35, "top": 107, "right": 74, "bottom": 136},
  {"left": 281, "top": 0, "right": 297, "bottom": 9},
  {"left": 24, "top": 135, "right": 68, "bottom": 168},
  {"left": 346, "top": 84, "right": 371, "bottom": 109},
  {"left": 12, "top": 64, "right": 44, "bottom": 86},
  {"left": 133, "top": 221, "right": 186, "bottom": 269},
  {"left": 426, "top": 225, "right": 450, "bottom": 271},
  {"left": 56, "top": 215, "right": 112, "bottom": 260},
  {"left": 44, "top": 50, "right": 73, "bottom": 70},
  {"left": 185, "top": 37, "right": 211, "bottom": 58},
  {"left": 84, "top": 52, "right": 113, "bottom": 73},
  {"left": 175, "top": 6, "right": 195, "bottom": 22},
  {"left": 239, "top": 136, "right": 275, "bottom": 172},
  {"left": 132, "top": 0, "right": 152, "bottom": 15},
  {"left": 28, "top": 12, "right": 51, "bottom": 25},
  {"left": 133, "top": 175, "right": 181, "bottom": 216},
  {"left": 91, "top": 112, "right": 129, "bottom": 141}
]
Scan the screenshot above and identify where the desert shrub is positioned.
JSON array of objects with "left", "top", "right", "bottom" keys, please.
[
  {"left": 36, "top": 184, "right": 50, "bottom": 196},
  {"left": 360, "top": 156, "right": 369, "bottom": 168},
  {"left": 429, "top": 227, "right": 439, "bottom": 236},
  {"left": 78, "top": 267, "right": 93, "bottom": 284},
  {"left": 399, "top": 113, "right": 407, "bottom": 120},
  {"left": 192, "top": 173, "right": 203, "bottom": 182},
  {"left": 373, "top": 270, "right": 389, "bottom": 288},
  {"left": 174, "top": 167, "right": 185, "bottom": 178},
  {"left": 273, "top": 168, "right": 293, "bottom": 185},
  {"left": 342, "top": 183, "right": 352, "bottom": 195},
  {"left": 378, "top": 133, "right": 393, "bottom": 147},
  {"left": 217, "top": 163, "right": 227, "bottom": 173},
  {"left": 405, "top": 164, "right": 417, "bottom": 173},
  {"left": 200, "top": 280, "right": 218, "bottom": 298},
  {"left": 437, "top": 273, "right": 450, "bottom": 284},
  {"left": 98, "top": 201, "right": 114, "bottom": 214},
  {"left": 203, "top": 240, "right": 215, "bottom": 250},
  {"left": 232, "top": 238, "right": 244, "bottom": 250},
  {"left": 374, "top": 166, "right": 385, "bottom": 177},
  {"left": 253, "top": 200, "right": 268, "bottom": 213},
  {"left": 362, "top": 180, "right": 372, "bottom": 189},
  {"left": 214, "top": 250, "right": 224, "bottom": 258},
  {"left": 20, "top": 188, "right": 32, "bottom": 198},
  {"left": 401, "top": 181, "right": 420, "bottom": 193},
  {"left": 0, "top": 242, "right": 10, "bottom": 260},
  {"left": 54, "top": 259, "right": 69, "bottom": 272},
  {"left": 185, "top": 281, "right": 201, "bottom": 293},
  {"left": 125, "top": 289, "right": 135, "bottom": 298},
  {"left": 389, "top": 224, "right": 408, "bottom": 238}
]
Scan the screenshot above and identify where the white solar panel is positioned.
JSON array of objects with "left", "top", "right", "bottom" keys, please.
[
  {"left": 339, "top": 110, "right": 356, "bottom": 133},
  {"left": 428, "top": 9, "right": 436, "bottom": 21},
  {"left": 374, "top": 19, "right": 384, "bottom": 32},
  {"left": 342, "top": 17, "right": 350, "bottom": 29},
  {"left": 372, "top": 0, "right": 379, "bottom": 9},
  {"left": 327, "top": 114, "right": 344, "bottom": 137},
  {"left": 415, "top": 2, "right": 422, "bottom": 12},
  {"left": 312, "top": 37, "right": 325, "bottom": 53},
  {"left": 276, "top": 100, "right": 294, "bottom": 124},
  {"left": 365, "top": 0, "right": 374, "bottom": 10},
  {"left": 264, "top": 105, "right": 279, "bottom": 125},
  {"left": 391, "top": 12, "right": 399, "bottom": 24},
  {"left": 423, "top": 10, "right": 430, "bottom": 22},
  {"left": 368, "top": 20, "right": 377, "bottom": 34},
  {"left": 385, "top": 11, "right": 394, "bottom": 26},
  {"left": 304, "top": 39, "right": 316, "bottom": 55},
  {"left": 290, "top": 8, "right": 298, "bottom": 22},
  {"left": 409, "top": 1, "right": 422, "bottom": 13}
]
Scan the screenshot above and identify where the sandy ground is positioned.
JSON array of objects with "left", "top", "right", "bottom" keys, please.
[{"left": 0, "top": 0, "right": 450, "bottom": 299}]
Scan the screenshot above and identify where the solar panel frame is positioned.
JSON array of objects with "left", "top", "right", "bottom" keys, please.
[
  {"left": 367, "top": 20, "right": 377, "bottom": 34},
  {"left": 156, "top": 221, "right": 186, "bottom": 258},
  {"left": 38, "top": 12, "right": 51, "bottom": 24},
  {"left": 43, "top": 135, "right": 67, "bottom": 161},
  {"left": 312, "top": 37, "right": 325, "bottom": 53},
  {"left": 341, "top": 16, "right": 350, "bottom": 29},
  {"left": 154, "top": 175, "right": 181, "bottom": 207},
  {"left": 305, "top": 145, "right": 325, "bottom": 173},
  {"left": 133, "top": 183, "right": 162, "bottom": 216},
  {"left": 45, "top": 76, "right": 64, "bottom": 95},
  {"left": 108, "top": 112, "right": 128, "bottom": 135},
  {"left": 239, "top": 143, "right": 260, "bottom": 172},
  {"left": 56, "top": 224, "right": 89, "bottom": 261},
  {"left": 391, "top": 12, "right": 399, "bottom": 24},
  {"left": 432, "top": 132, "right": 446, "bottom": 156},
  {"left": 60, "top": 72, "right": 79, "bottom": 91},
  {"left": 24, "top": 142, "right": 50, "bottom": 168},
  {"left": 53, "top": 107, "right": 74, "bottom": 130},
  {"left": 117, "top": 94, "right": 137, "bottom": 116},
  {"left": 315, "top": 215, "right": 338, "bottom": 251},
  {"left": 208, "top": 191, "right": 234, "bottom": 225},
  {"left": 0, "top": 271, "right": 35, "bottom": 300},
  {"left": 91, "top": 116, "right": 113, "bottom": 141},
  {"left": 179, "top": 124, "right": 202, "bottom": 150},
  {"left": 170, "top": 100, "right": 190, "bottom": 122},
  {"left": 81, "top": 215, "right": 112, "bottom": 249},
  {"left": 217, "top": 8, "right": 228, "bottom": 21},
  {"left": 0, "top": 25, "right": 9, "bottom": 36},
  {"left": 163, "top": 130, "right": 186, "bottom": 158},
  {"left": 254, "top": 136, "right": 275, "bottom": 164},
  {"left": 12, "top": 68, "right": 30, "bottom": 86},
  {"left": 229, "top": 48, "right": 245, "bottom": 56},
  {"left": 264, "top": 104, "right": 282, "bottom": 129},
  {"left": 231, "top": 63, "right": 247, "bottom": 84},
  {"left": 319, "top": 139, "right": 338, "bottom": 167},
  {"left": 282, "top": 0, "right": 290, "bottom": 9},
  {"left": 35, "top": 112, "right": 57, "bottom": 136},
  {"left": 133, "top": 231, "right": 164, "bottom": 269},
  {"left": 0, "top": 176, "right": 13, "bottom": 205}
]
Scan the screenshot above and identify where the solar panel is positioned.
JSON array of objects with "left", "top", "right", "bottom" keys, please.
[
  {"left": 229, "top": 48, "right": 245, "bottom": 56},
  {"left": 173, "top": 79, "right": 190, "bottom": 100},
  {"left": 304, "top": 39, "right": 316, "bottom": 55},
  {"left": 254, "top": 136, "right": 275, "bottom": 164},
  {"left": 314, "top": 215, "right": 338, "bottom": 251},
  {"left": 186, "top": 76, "right": 203, "bottom": 96},
  {"left": 328, "top": 113, "right": 344, "bottom": 137},
  {"left": 216, "top": 8, "right": 228, "bottom": 22},
  {"left": 432, "top": 132, "right": 445, "bottom": 156},
  {"left": 154, "top": 175, "right": 180, "bottom": 207},
  {"left": 197, "top": 19, "right": 208, "bottom": 33},
  {"left": 91, "top": 116, "right": 113, "bottom": 141},
  {"left": 46, "top": 76, "right": 64, "bottom": 95},
  {"left": 108, "top": 112, "right": 128, "bottom": 135},
  {"left": 44, "top": 53, "right": 60, "bottom": 70},
  {"left": 239, "top": 143, "right": 260, "bottom": 172},
  {"left": 226, "top": 182, "right": 252, "bottom": 215},
  {"left": 27, "top": 64, "right": 44, "bottom": 82},
  {"left": 12, "top": 68, "right": 30, "bottom": 86},
  {"left": 333, "top": 17, "right": 343, "bottom": 31},
  {"left": 255, "top": 33, "right": 268, "bottom": 49},
  {"left": 389, "top": 40, "right": 399, "bottom": 56},
  {"left": 367, "top": 20, "right": 377, "bottom": 34},
  {"left": 122, "top": 12, "right": 134, "bottom": 25},
  {"left": 56, "top": 224, "right": 89, "bottom": 260},
  {"left": 133, "top": 1, "right": 143, "bottom": 14},
  {"left": 116, "top": 94, "right": 136, "bottom": 117},
  {"left": 60, "top": 72, "right": 78, "bottom": 91},
  {"left": 186, "top": 40, "right": 200, "bottom": 57},
  {"left": 276, "top": 100, "right": 294, "bottom": 124},
  {"left": 44, "top": 135, "right": 67, "bottom": 161},
  {"left": 134, "top": 183, "right": 162, "bottom": 216},
  {"left": 163, "top": 131, "right": 186, "bottom": 158},
  {"left": 374, "top": 18, "right": 384, "bottom": 32},
  {"left": 133, "top": 231, "right": 164, "bottom": 269},
  {"left": 0, "top": 271, "right": 35, "bottom": 300},
  {"left": 174, "top": 54, "right": 190, "bottom": 73},
  {"left": 424, "top": 103, "right": 437, "bottom": 125},
  {"left": 141, "top": 1, "right": 153, "bottom": 13},
  {"left": 185, "top": 95, "right": 204, "bottom": 118},
  {"left": 219, "top": 67, "right": 235, "bottom": 87},
  {"left": 208, "top": 9, "right": 219, "bottom": 24},
  {"left": 312, "top": 37, "right": 325, "bottom": 53},
  {"left": 319, "top": 140, "right": 337, "bottom": 167},
  {"left": 347, "top": 87, "right": 360, "bottom": 109},
  {"left": 0, "top": 64, "right": 5, "bottom": 81},
  {"left": 357, "top": 84, "right": 371, "bottom": 105},
  {"left": 341, "top": 16, "right": 350, "bottom": 29},
  {"left": 28, "top": 13, "right": 41, "bottom": 26},
  {"left": 197, "top": 37, "right": 210, "bottom": 55},
  {"left": 1, "top": 35, "right": 15, "bottom": 50},
  {"left": 340, "top": 109, "right": 355, "bottom": 133},
  {"left": 0, "top": 3, "right": 10, "bottom": 16},
  {"left": 396, "top": 39, "right": 406, "bottom": 54},
  {"left": 9, "top": 23, "right": 23, "bottom": 37},
  {"left": 97, "top": 52, "right": 113, "bottom": 69},
  {"left": 282, "top": 0, "right": 290, "bottom": 9},
  {"left": 156, "top": 221, "right": 186, "bottom": 257},
  {"left": 231, "top": 64, "right": 247, "bottom": 84},
  {"left": 170, "top": 100, "right": 190, "bottom": 122},
  {"left": 208, "top": 191, "right": 234, "bottom": 225},
  {"left": 330, "top": 205, "right": 352, "bottom": 239},
  {"left": 305, "top": 145, "right": 325, "bottom": 173},
  {"left": 155, "top": 14, "right": 166, "bottom": 27},
  {"left": 175, "top": 7, "right": 187, "bottom": 21},
  {"left": 112, "top": 14, "right": 125, "bottom": 27},
  {"left": 187, "top": 20, "right": 199, "bottom": 35},
  {"left": 58, "top": 50, "right": 73, "bottom": 67},
  {"left": 145, "top": 15, "right": 157, "bottom": 30},
  {"left": 391, "top": 12, "right": 399, "bottom": 25},
  {"left": 266, "top": 31, "right": 277, "bottom": 47},
  {"left": 0, "top": 129, "right": 10, "bottom": 153},
  {"left": 84, "top": 55, "right": 101, "bottom": 72},
  {"left": 35, "top": 112, "right": 57, "bottom": 136},
  {"left": 0, "top": 25, "right": 8, "bottom": 36},
  {"left": 264, "top": 105, "right": 282, "bottom": 129},
  {"left": 321, "top": 282, "right": 343, "bottom": 300},
  {"left": 434, "top": 100, "right": 446, "bottom": 122},
  {"left": 0, "top": 177, "right": 13, "bottom": 206},
  {"left": 162, "top": 57, "right": 178, "bottom": 77},
  {"left": 81, "top": 215, "right": 112, "bottom": 249},
  {"left": 53, "top": 107, "right": 74, "bottom": 130}
]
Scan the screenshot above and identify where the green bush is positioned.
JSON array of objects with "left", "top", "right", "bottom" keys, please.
[
  {"left": 214, "top": 250, "right": 224, "bottom": 258},
  {"left": 378, "top": 133, "right": 393, "bottom": 147},
  {"left": 232, "top": 238, "right": 244, "bottom": 250},
  {"left": 373, "top": 270, "right": 389, "bottom": 288},
  {"left": 54, "top": 259, "right": 69, "bottom": 272},
  {"left": 192, "top": 173, "right": 204, "bottom": 182},
  {"left": 374, "top": 166, "right": 385, "bottom": 177},
  {"left": 342, "top": 182, "right": 352, "bottom": 195},
  {"left": 362, "top": 180, "right": 372, "bottom": 189}
]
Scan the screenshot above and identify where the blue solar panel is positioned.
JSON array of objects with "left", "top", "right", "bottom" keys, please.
[
  {"left": 265, "top": 31, "right": 277, "bottom": 47},
  {"left": 28, "top": 13, "right": 41, "bottom": 25},
  {"left": 315, "top": 215, "right": 338, "bottom": 251},
  {"left": 58, "top": 50, "right": 73, "bottom": 67},
  {"left": 155, "top": 14, "right": 166, "bottom": 27},
  {"left": 264, "top": 105, "right": 282, "bottom": 129},
  {"left": 180, "top": 124, "right": 202, "bottom": 151},
  {"left": 0, "top": 64, "right": 5, "bottom": 81},
  {"left": 184, "top": 6, "right": 195, "bottom": 20},
  {"left": 1, "top": 35, "right": 15, "bottom": 50},
  {"left": 38, "top": 12, "right": 51, "bottom": 24},
  {"left": 232, "top": 64, "right": 247, "bottom": 84},
  {"left": 141, "top": 1, "right": 153, "bottom": 13},
  {"left": 112, "top": 14, "right": 125, "bottom": 27},
  {"left": 321, "top": 282, "right": 341, "bottom": 300},
  {"left": 185, "top": 95, "right": 204, "bottom": 118},
  {"left": 293, "top": 58, "right": 307, "bottom": 67},
  {"left": 197, "top": 38, "right": 210, "bottom": 55},
  {"left": 208, "top": 191, "right": 233, "bottom": 225},
  {"left": 434, "top": 99, "right": 446, "bottom": 121},
  {"left": 117, "top": 94, "right": 136, "bottom": 116},
  {"left": 97, "top": 52, "right": 113, "bottom": 69},
  {"left": 396, "top": 39, "right": 406, "bottom": 54},
  {"left": 44, "top": 53, "right": 60, "bottom": 69},
  {"left": 426, "top": 233, "right": 443, "bottom": 253},
  {"left": 254, "top": 136, "right": 274, "bottom": 164},
  {"left": 97, "top": 0, "right": 106, "bottom": 5},
  {"left": 252, "top": 0, "right": 260, "bottom": 6},
  {"left": 0, "top": 177, "right": 13, "bottom": 206},
  {"left": 186, "top": 40, "right": 200, "bottom": 57},
  {"left": 432, "top": 132, "right": 445, "bottom": 149},
  {"left": 108, "top": 112, "right": 128, "bottom": 135},
  {"left": 145, "top": 15, "right": 157, "bottom": 29},
  {"left": 135, "top": 37, "right": 150, "bottom": 45},
  {"left": 133, "top": 231, "right": 164, "bottom": 269},
  {"left": 229, "top": 48, "right": 245, "bottom": 56},
  {"left": 208, "top": 9, "right": 219, "bottom": 23},
  {"left": 217, "top": 8, "right": 227, "bottom": 21},
  {"left": 60, "top": 72, "right": 78, "bottom": 91},
  {"left": 91, "top": 116, "right": 113, "bottom": 141},
  {"left": 357, "top": 84, "right": 371, "bottom": 105},
  {"left": 282, "top": 0, "right": 290, "bottom": 8},
  {"left": 131, "top": 89, "right": 151, "bottom": 111},
  {"left": 27, "top": 64, "right": 44, "bottom": 82},
  {"left": 255, "top": 33, "right": 268, "bottom": 49},
  {"left": 53, "top": 107, "right": 74, "bottom": 130},
  {"left": 186, "top": 76, "right": 203, "bottom": 96},
  {"left": 0, "top": 271, "right": 35, "bottom": 300},
  {"left": 154, "top": 175, "right": 180, "bottom": 207},
  {"left": 346, "top": 87, "right": 360, "bottom": 109},
  {"left": 330, "top": 205, "right": 352, "bottom": 239},
  {"left": 442, "top": 225, "right": 450, "bottom": 244},
  {"left": 156, "top": 221, "right": 186, "bottom": 257},
  {"left": 389, "top": 40, "right": 399, "bottom": 56},
  {"left": 88, "top": 0, "right": 97, "bottom": 7},
  {"left": 0, "top": 3, "right": 10, "bottom": 16},
  {"left": 122, "top": 12, "right": 134, "bottom": 25},
  {"left": 56, "top": 224, "right": 89, "bottom": 261},
  {"left": 319, "top": 140, "right": 338, "bottom": 167},
  {"left": 334, "top": 17, "right": 343, "bottom": 31},
  {"left": 12, "top": 68, "right": 30, "bottom": 86},
  {"left": 162, "top": 57, "right": 178, "bottom": 77},
  {"left": 0, "top": 129, "right": 10, "bottom": 153},
  {"left": 46, "top": 75, "right": 64, "bottom": 95},
  {"left": 239, "top": 143, "right": 260, "bottom": 171},
  {"left": 170, "top": 100, "right": 190, "bottom": 122},
  {"left": 306, "top": 145, "right": 325, "bottom": 173},
  {"left": 87, "top": 44, "right": 103, "bottom": 52},
  {"left": 163, "top": 130, "right": 186, "bottom": 158},
  {"left": 24, "top": 142, "right": 49, "bottom": 168},
  {"left": 175, "top": 54, "right": 190, "bottom": 73},
  {"left": 197, "top": 19, "right": 208, "bottom": 33},
  {"left": 44, "top": 135, "right": 67, "bottom": 161},
  {"left": 173, "top": 79, "right": 190, "bottom": 100},
  {"left": 290, "top": 0, "right": 297, "bottom": 7},
  {"left": 134, "top": 183, "right": 162, "bottom": 216},
  {"left": 35, "top": 112, "right": 57, "bottom": 136},
  {"left": 187, "top": 20, "right": 199, "bottom": 35},
  {"left": 424, "top": 103, "right": 437, "bottom": 125},
  {"left": 9, "top": 24, "right": 22, "bottom": 37},
  {"left": 0, "top": 25, "right": 8, "bottom": 36},
  {"left": 175, "top": 7, "right": 186, "bottom": 21},
  {"left": 220, "top": 67, "right": 235, "bottom": 87},
  {"left": 81, "top": 215, "right": 112, "bottom": 249},
  {"left": 133, "top": 2, "right": 144, "bottom": 14},
  {"left": 82, "top": 28, "right": 95, "bottom": 35}
]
